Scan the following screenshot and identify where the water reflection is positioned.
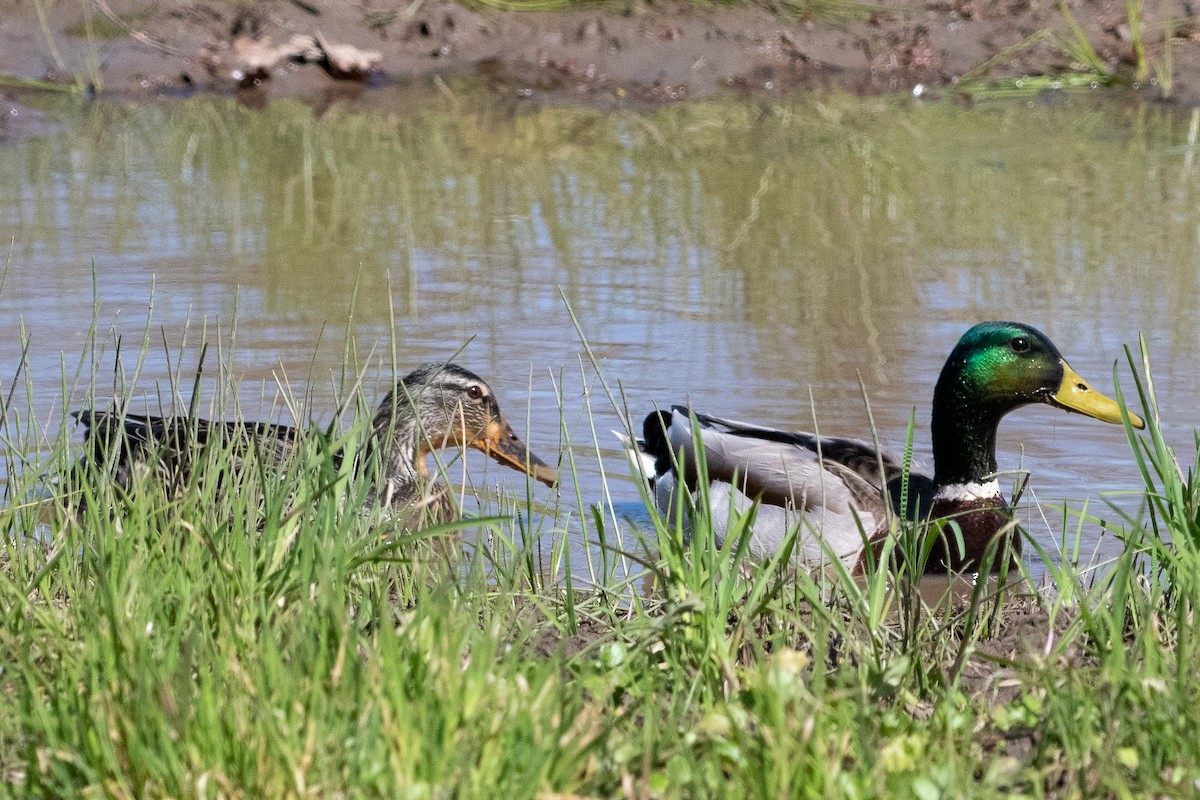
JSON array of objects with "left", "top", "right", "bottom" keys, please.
[{"left": 1, "top": 89, "right": 1197, "bottom": 571}]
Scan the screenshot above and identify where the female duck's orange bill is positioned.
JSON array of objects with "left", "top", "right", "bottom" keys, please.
[{"left": 473, "top": 419, "right": 558, "bottom": 486}]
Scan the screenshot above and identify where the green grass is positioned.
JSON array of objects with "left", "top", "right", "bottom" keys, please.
[
  {"left": 0, "top": 74, "right": 81, "bottom": 93},
  {"left": 28, "top": 0, "right": 102, "bottom": 93},
  {"left": 948, "top": 0, "right": 1181, "bottom": 98},
  {"left": 1, "top": 320, "right": 1199, "bottom": 798}
]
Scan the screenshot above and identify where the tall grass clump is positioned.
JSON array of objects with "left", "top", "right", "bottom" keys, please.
[
  {"left": 1081, "top": 340, "right": 1200, "bottom": 696},
  {"left": 0, "top": 320, "right": 598, "bottom": 797},
  {"left": 961, "top": 0, "right": 1180, "bottom": 98},
  {"left": 25, "top": 0, "right": 102, "bottom": 93},
  {"left": 3, "top": 316, "right": 1200, "bottom": 797},
  {"left": 989, "top": 338, "right": 1200, "bottom": 796},
  {"left": 1123, "top": 0, "right": 1176, "bottom": 96}
]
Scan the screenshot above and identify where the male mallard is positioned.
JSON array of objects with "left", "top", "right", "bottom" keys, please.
[
  {"left": 625, "top": 322, "right": 1143, "bottom": 573},
  {"left": 75, "top": 362, "right": 557, "bottom": 519}
]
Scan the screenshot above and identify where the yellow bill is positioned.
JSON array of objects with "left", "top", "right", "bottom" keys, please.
[{"left": 1051, "top": 362, "right": 1145, "bottom": 430}]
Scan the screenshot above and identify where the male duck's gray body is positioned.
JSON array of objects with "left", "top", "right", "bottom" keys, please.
[{"left": 628, "top": 322, "right": 1144, "bottom": 574}]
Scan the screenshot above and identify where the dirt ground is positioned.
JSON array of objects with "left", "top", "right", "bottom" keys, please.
[
  {"left": 530, "top": 588, "right": 1078, "bottom": 705},
  {"left": 0, "top": 0, "right": 1197, "bottom": 109}
]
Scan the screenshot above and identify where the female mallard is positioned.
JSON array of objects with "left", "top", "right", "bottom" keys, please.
[
  {"left": 626, "top": 322, "right": 1143, "bottom": 573},
  {"left": 75, "top": 362, "right": 557, "bottom": 519}
]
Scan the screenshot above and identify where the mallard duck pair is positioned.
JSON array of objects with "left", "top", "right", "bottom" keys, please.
[
  {"left": 75, "top": 362, "right": 558, "bottom": 521},
  {"left": 77, "top": 322, "right": 1141, "bottom": 572},
  {"left": 624, "top": 322, "right": 1144, "bottom": 574}
]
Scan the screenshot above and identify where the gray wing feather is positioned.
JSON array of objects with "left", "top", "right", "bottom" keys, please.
[
  {"left": 665, "top": 408, "right": 889, "bottom": 536},
  {"left": 685, "top": 409, "right": 918, "bottom": 488},
  {"left": 667, "top": 410, "right": 892, "bottom": 573}
]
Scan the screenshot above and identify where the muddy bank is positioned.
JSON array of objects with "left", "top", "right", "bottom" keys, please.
[{"left": 0, "top": 0, "right": 1197, "bottom": 108}]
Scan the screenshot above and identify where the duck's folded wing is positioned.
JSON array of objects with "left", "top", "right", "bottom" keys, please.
[
  {"left": 74, "top": 410, "right": 299, "bottom": 459},
  {"left": 663, "top": 408, "right": 887, "bottom": 520},
  {"left": 72, "top": 409, "right": 305, "bottom": 499},
  {"left": 686, "top": 408, "right": 913, "bottom": 489},
  {"left": 74, "top": 410, "right": 177, "bottom": 449}
]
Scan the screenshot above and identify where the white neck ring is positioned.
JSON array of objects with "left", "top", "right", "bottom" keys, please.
[{"left": 933, "top": 480, "right": 1002, "bottom": 502}]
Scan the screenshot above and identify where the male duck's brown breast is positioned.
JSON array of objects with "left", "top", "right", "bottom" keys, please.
[
  {"left": 854, "top": 496, "right": 1018, "bottom": 575},
  {"left": 923, "top": 496, "right": 1018, "bottom": 573}
]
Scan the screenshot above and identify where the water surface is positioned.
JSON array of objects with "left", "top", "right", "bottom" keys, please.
[{"left": 2, "top": 86, "right": 1198, "bottom": 575}]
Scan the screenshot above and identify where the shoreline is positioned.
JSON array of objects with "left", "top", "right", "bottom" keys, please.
[{"left": 0, "top": 0, "right": 1196, "bottom": 109}]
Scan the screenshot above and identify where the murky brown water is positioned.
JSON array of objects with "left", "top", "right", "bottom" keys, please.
[{"left": 2, "top": 86, "right": 1198, "bottom": 576}]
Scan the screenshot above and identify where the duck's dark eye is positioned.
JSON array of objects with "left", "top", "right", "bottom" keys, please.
[
  {"left": 466, "top": 385, "right": 483, "bottom": 400},
  {"left": 1010, "top": 337, "right": 1031, "bottom": 354}
]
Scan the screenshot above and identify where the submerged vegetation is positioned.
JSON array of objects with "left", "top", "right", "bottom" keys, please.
[{"left": 0, "top": 322, "right": 1198, "bottom": 798}]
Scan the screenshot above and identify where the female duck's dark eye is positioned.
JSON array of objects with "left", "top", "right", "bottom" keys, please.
[
  {"left": 1010, "top": 337, "right": 1031, "bottom": 354},
  {"left": 466, "top": 385, "right": 483, "bottom": 400}
]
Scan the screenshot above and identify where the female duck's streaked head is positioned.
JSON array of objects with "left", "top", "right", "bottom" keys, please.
[{"left": 374, "top": 362, "right": 558, "bottom": 487}]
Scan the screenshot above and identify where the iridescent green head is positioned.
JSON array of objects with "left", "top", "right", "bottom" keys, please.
[
  {"left": 930, "top": 321, "right": 1143, "bottom": 488},
  {"left": 934, "top": 321, "right": 1143, "bottom": 428}
]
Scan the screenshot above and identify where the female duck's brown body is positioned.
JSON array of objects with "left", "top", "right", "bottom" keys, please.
[{"left": 75, "top": 362, "right": 557, "bottom": 519}]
